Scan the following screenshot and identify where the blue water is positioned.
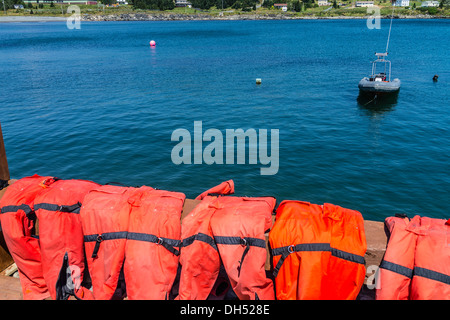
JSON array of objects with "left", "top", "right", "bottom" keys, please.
[{"left": 0, "top": 19, "right": 449, "bottom": 221}]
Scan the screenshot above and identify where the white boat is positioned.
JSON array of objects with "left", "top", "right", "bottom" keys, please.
[{"left": 358, "top": 52, "right": 401, "bottom": 95}]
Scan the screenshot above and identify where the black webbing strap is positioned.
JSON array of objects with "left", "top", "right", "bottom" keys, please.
[
  {"left": 214, "top": 236, "right": 266, "bottom": 277},
  {"left": 0, "top": 204, "right": 33, "bottom": 215},
  {"left": 127, "top": 232, "right": 181, "bottom": 256},
  {"left": 84, "top": 232, "right": 128, "bottom": 258},
  {"left": 182, "top": 232, "right": 218, "bottom": 251},
  {"left": 0, "top": 204, "right": 37, "bottom": 220},
  {"left": 34, "top": 202, "right": 82, "bottom": 214},
  {"left": 84, "top": 231, "right": 181, "bottom": 258},
  {"left": 271, "top": 243, "right": 366, "bottom": 277},
  {"left": 380, "top": 260, "right": 450, "bottom": 285},
  {"left": 414, "top": 267, "right": 450, "bottom": 285},
  {"left": 379, "top": 260, "right": 413, "bottom": 279}
]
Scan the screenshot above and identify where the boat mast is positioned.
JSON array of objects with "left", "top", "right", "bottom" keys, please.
[{"left": 385, "top": 2, "right": 396, "bottom": 54}]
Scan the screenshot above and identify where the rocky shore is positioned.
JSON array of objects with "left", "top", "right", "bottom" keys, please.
[
  {"left": 0, "top": 13, "right": 448, "bottom": 23},
  {"left": 80, "top": 12, "right": 449, "bottom": 21}
]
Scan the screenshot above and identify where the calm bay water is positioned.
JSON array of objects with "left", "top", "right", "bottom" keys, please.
[{"left": 0, "top": 19, "right": 448, "bottom": 221}]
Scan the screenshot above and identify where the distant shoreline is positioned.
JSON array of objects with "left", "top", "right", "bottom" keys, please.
[{"left": 0, "top": 13, "right": 449, "bottom": 23}]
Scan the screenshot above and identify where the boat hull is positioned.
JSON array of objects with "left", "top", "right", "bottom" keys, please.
[{"left": 358, "top": 77, "right": 401, "bottom": 95}]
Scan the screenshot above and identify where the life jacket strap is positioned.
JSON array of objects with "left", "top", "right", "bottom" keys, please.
[
  {"left": 380, "top": 260, "right": 450, "bottom": 285},
  {"left": 127, "top": 232, "right": 181, "bottom": 256},
  {"left": 271, "top": 243, "right": 366, "bottom": 277},
  {"left": 34, "top": 202, "right": 82, "bottom": 214},
  {"left": 0, "top": 204, "right": 33, "bottom": 215},
  {"left": 214, "top": 236, "right": 266, "bottom": 277},
  {"left": 181, "top": 233, "right": 218, "bottom": 251},
  {"left": 84, "top": 231, "right": 181, "bottom": 258}
]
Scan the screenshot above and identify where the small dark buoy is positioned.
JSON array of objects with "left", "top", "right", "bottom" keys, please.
[{"left": 433, "top": 75, "right": 438, "bottom": 82}]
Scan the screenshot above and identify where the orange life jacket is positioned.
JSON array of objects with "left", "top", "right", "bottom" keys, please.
[
  {"left": 269, "top": 200, "right": 366, "bottom": 300},
  {"left": 377, "top": 214, "right": 450, "bottom": 300},
  {"left": 177, "top": 195, "right": 222, "bottom": 300},
  {"left": 33, "top": 178, "right": 100, "bottom": 300},
  {"left": 80, "top": 184, "right": 185, "bottom": 300},
  {"left": 177, "top": 180, "right": 235, "bottom": 300},
  {"left": 210, "top": 195, "right": 276, "bottom": 300},
  {"left": 375, "top": 214, "right": 415, "bottom": 300},
  {"left": 178, "top": 180, "right": 275, "bottom": 300},
  {"left": 0, "top": 174, "right": 55, "bottom": 300}
]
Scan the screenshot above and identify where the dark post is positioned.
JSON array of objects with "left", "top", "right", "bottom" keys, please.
[{"left": 0, "top": 122, "right": 10, "bottom": 181}]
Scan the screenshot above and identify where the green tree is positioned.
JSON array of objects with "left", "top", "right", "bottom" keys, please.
[{"left": 292, "top": 0, "right": 301, "bottom": 11}]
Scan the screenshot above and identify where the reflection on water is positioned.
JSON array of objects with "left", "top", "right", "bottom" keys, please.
[{"left": 357, "top": 91, "right": 399, "bottom": 116}]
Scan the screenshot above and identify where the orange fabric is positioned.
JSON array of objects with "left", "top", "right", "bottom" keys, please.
[
  {"left": 376, "top": 215, "right": 450, "bottom": 300},
  {"left": 195, "top": 180, "right": 234, "bottom": 200},
  {"left": 410, "top": 216, "right": 450, "bottom": 300},
  {"left": 178, "top": 180, "right": 235, "bottom": 300},
  {"left": 124, "top": 187, "right": 185, "bottom": 300},
  {"left": 80, "top": 185, "right": 185, "bottom": 300},
  {"left": 178, "top": 180, "right": 275, "bottom": 300},
  {"left": 177, "top": 195, "right": 221, "bottom": 300},
  {"left": 376, "top": 215, "right": 415, "bottom": 300},
  {"left": 322, "top": 203, "right": 367, "bottom": 299},
  {"left": 80, "top": 185, "right": 134, "bottom": 300},
  {"left": 210, "top": 196, "right": 276, "bottom": 300},
  {"left": 269, "top": 200, "right": 366, "bottom": 300},
  {"left": 0, "top": 174, "right": 55, "bottom": 300},
  {"left": 34, "top": 179, "right": 100, "bottom": 300}
]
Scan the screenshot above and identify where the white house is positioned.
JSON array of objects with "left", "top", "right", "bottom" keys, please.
[
  {"left": 318, "top": 0, "right": 330, "bottom": 5},
  {"left": 421, "top": 0, "right": 439, "bottom": 6},
  {"left": 394, "top": 0, "right": 410, "bottom": 6},
  {"left": 274, "top": 3, "right": 288, "bottom": 11},
  {"left": 175, "top": 0, "right": 192, "bottom": 6},
  {"left": 355, "top": 1, "right": 374, "bottom": 7}
]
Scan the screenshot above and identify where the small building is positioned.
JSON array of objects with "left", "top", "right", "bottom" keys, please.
[
  {"left": 355, "top": 0, "right": 374, "bottom": 6},
  {"left": 317, "top": 0, "right": 330, "bottom": 5},
  {"left": 14, "top": 4, "right": 24, "bottom": 8},
  {"left": 274, "top": 3, "right": 288, "bottom": 11},
  {"left": 394, "top": 0, "right": 409, "bottom": 6},
  {"left": 421, "top": 0, "right": 439, "bottom": 6},
  {"left": 175, "top": 0, "right": 192, "bottom": 6}
]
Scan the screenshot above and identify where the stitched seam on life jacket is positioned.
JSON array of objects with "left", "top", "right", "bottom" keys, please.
[
  {"left": 379, "top": 260, "right": 413, "bottom": 279},
  {"left": 182, "top": 233, "right": 218, "bottom": 251},
  {"left": 0, "top": 204, "right": 33, "bottom": 214},
  {"left": 34, "top": 202, "right": 82, "bottom": 214},
  {"left": 214, "top": 236, "right": 266, "bottom": 248},
  {"left": 413, "top": 267, "right": 450, "bottom": 285}
]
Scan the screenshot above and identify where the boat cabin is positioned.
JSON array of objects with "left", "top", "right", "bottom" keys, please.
[{"left": 369, "top": 52, "right": 391, "bottom": 82}]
